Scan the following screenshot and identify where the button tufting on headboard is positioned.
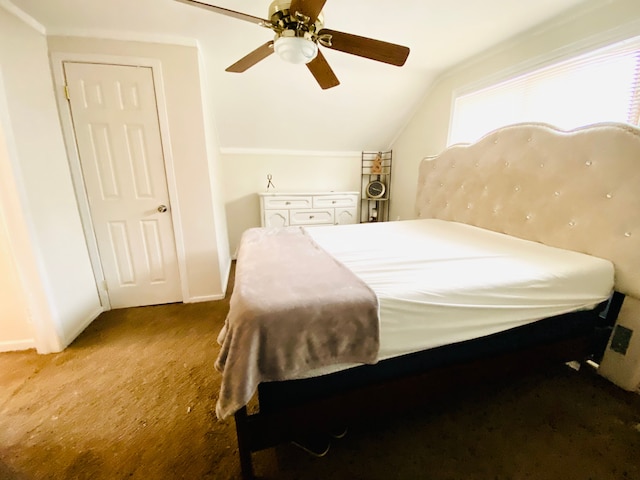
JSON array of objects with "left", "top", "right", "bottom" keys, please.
[{"left": 416, "top": 122, "right": 640, "bottom": 299}]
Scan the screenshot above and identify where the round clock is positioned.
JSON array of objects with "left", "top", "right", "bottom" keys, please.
[{"left": 366, "top": 180, "right": 386, "bottom": 199}]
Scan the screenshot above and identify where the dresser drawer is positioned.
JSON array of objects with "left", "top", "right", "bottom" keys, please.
[
  {"left": 263, "top": 209, "right": 289, "bottom": 228},
  {"left": 312, "top": 194, "right": 358, "bottom": 208},
  {"left": 263, "top": 195, "right": 312, "bottom": 209},
  {"left": 289, "top": 209, "right": 334, "bottom": 226},
  {"left": 335, "top": 207, "right": 358, "bottom": 225}
]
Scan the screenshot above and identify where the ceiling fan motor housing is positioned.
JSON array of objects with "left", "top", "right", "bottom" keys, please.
[
  {"left": 269, "top": 0, "right": 324, "bottom": 28},
  {"left": 268, "top": 0, "right": 325, "bottom": 63}
]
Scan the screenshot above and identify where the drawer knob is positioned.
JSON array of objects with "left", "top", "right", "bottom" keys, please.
[
  {"left": 309, "top": 215, "right": 315, "bottom": 219},
  {"left": 285, "top": 201, "right": 291, "bottom": 205},
  {"left": 332, "top": 200, "right": 336, "bottom": 204}
]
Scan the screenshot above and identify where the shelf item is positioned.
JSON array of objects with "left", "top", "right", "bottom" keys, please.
[
  {"left": 361, "top": 150, "right": 392, "bottom": 222},
  {"left": 259, "top": 191, "right": 360, "bottom": 228},
  {"left": 365, "top": 179, "right": 386, "bottom": 199}
]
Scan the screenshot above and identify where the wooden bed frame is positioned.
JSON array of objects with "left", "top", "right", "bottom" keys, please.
[{"left": 228, "top": 122, "right": 640, "bottom": 479}]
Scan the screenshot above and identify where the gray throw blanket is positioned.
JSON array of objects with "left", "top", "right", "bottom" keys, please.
[{"left": 215, "top": 227, "right": 380, "bottom": 420}]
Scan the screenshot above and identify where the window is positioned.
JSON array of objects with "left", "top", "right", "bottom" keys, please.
[{"left": 449, "top": 36, "right": 640, "bottom": 145}]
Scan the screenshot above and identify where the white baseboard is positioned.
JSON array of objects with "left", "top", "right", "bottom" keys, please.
[
  {"left": 184, "top": 293, "right": 225, "bottom": 303},
  {"left": 0, "top": 338, "right": 36, "bottom": 353}
]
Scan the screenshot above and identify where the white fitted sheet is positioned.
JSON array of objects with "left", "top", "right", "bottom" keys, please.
[{"left": 299, "top": 219, "right": 614, "bottom": 377}]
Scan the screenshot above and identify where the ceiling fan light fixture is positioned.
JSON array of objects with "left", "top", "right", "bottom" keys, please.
[{"left": 274, "top": 36, "right": 318, "bottom": 64}]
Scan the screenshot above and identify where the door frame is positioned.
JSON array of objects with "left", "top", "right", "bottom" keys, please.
[{"left": 51, "top": 53, "right": 189, "bottom": 309}]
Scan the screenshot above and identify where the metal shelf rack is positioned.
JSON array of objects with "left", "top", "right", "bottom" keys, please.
[{"left": 360, "top": 150, "right": 392, "bottom": 223}]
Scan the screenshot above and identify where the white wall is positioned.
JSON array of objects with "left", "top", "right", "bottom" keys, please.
[
  {"left": 0, "top": 216, "right": 32, "bottom": 352},
  {"left": 47, "top": 36, "right": 230, "bottom": 302},
  {"left": 0, "top": 109, "right": 33, "bottom": 352},
  {"left": 0, "top": 6, "right": 102, "bottom": 352},
  {"left": 198, "top": 50, "right": 232, "bottom": 293},
  {"left": 222, "top": 151, "right": 361, "bottom": 255},
  {"left": 390, "top": 0, "right": 640, "bottom": 221}
]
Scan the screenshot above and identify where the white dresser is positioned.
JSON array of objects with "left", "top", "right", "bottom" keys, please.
[{"left": 259, "top": 191, "right": 360, "bottom": 228}]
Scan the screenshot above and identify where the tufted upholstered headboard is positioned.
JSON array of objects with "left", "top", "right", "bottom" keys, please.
[{"left": 416, "top": 122, "right": 640, "bottom": 299}]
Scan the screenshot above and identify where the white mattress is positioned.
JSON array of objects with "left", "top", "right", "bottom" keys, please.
[{"left": 300, "top": 219, "right": 614, "bottom": 377}]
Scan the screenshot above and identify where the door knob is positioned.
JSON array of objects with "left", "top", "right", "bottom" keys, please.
[{"left": 157, "top": 205, "right": 168, "bottom": 213}]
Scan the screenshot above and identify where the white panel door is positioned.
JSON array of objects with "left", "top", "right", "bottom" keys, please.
[{"left": 64, "top": 62, "right": 181, "bottom": 308}]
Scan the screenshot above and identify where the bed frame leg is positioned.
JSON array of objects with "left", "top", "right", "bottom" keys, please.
[{"left": 234, "top": 407, "right": 255, "bottom": 480}]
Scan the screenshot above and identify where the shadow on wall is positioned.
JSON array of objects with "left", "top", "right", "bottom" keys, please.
[{"left": 225, "top": 195, "right": 262, "bottom": 257}]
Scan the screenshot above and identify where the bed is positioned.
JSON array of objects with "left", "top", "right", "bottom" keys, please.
[{"left": 218, "top": 122, "right": 640, "bottom": 479}]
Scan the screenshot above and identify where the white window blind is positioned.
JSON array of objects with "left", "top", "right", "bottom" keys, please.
[{"left": 449, "top": 37, "right": 640, "bottom": 145}]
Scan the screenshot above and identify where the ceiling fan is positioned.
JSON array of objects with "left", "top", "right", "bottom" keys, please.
[{"left": 175, "top": 0, "right": 410, "bottom": 89}]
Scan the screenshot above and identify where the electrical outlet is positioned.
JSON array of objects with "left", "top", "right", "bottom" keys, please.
[{"left": 610, "top": 325, "right": 633, "bottom": 355}]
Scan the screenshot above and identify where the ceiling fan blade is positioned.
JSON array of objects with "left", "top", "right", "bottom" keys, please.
[
  {"left": 226, "top": 41, "right": 274, "bottom": 73},
  {"left": 289, "top": 0, "right": 327, "bottom": 24},
  {"left": 306, "top": 50, "right": 340, "bottom": 90},
  {"left": 175, "top": 0, "right": 270, "bottom": 26},
  {"left": 318, "top": 29, "right": 410, "bottom": 66}
]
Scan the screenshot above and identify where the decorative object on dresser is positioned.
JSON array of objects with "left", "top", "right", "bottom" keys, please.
[
  {"left": 259, "top": 191, "right": 359, "bottom": 227},
  {"left": 266, "top": 173, "right": 275, "bottom": 190},
  {"left": 361, "top": 150, "right": 392, "bottom": 222}
]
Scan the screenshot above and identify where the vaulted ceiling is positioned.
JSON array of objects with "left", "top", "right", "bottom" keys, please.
[{"left": 7, "top": 0, "right": 589, "bottom": 151}]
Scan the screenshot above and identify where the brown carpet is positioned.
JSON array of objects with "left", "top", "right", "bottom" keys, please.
[{"left": 1, "top": 274, "right": 639, "bottom": 479}]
